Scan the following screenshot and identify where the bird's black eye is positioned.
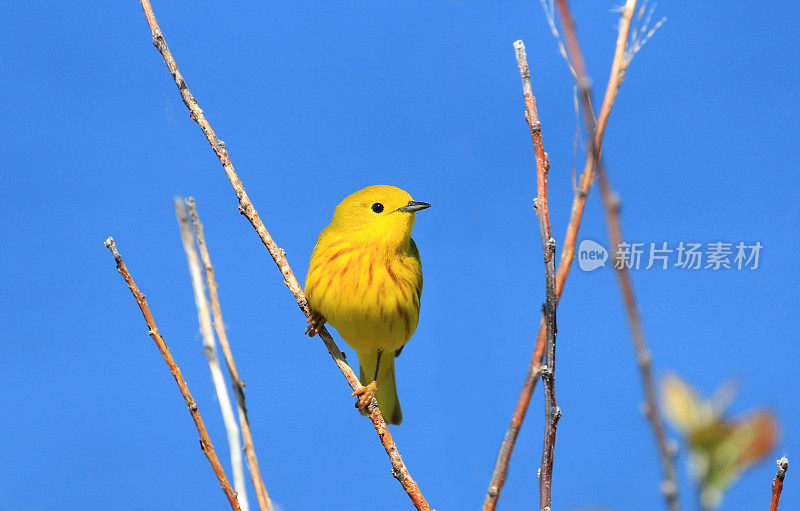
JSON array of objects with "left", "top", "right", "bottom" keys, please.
[{"left": 371, "top": 202, "right": 384, "bottom": 213}]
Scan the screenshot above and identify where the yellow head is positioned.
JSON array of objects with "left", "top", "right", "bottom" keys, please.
[{"left": 324, "top": 185, "right": 430, "bottom": 248}]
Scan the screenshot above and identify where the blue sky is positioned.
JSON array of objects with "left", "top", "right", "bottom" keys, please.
[{"left": 1, "top": 1, "right": 798, "bottom": 510}]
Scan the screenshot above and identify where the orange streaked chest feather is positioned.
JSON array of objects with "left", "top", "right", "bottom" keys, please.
[{"left": 305, "top": 235, "right": 422, "bottom": 353}]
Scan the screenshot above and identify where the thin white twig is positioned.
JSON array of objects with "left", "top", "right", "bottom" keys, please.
[
  {"left": 175, "top": 199, "right": 249, "bottom": 511},
  {"left": 186, "top": 197, "right": 273, "bottom": 511},
  {"left": 626, "top": 0, "right": 666, "bottom": 63},
  {"left": 539, "top": 0, "right": 576, "bottom": 79}
]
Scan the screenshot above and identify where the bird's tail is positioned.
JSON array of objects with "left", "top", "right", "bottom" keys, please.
[{"left": 358, "top": 351, "right": 402, "bottom": 425}]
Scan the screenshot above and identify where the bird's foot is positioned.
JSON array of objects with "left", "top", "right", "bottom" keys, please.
[
  {"left": 351, "top": 381, "right": 377, "bottom": 412},
  {"left": 304, "top": 310, "right": 326, "bottom": 337}
]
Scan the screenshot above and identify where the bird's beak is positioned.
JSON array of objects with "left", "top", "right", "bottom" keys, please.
[{"left": 396, "top": 200, "right": 431, "bottom": 213}]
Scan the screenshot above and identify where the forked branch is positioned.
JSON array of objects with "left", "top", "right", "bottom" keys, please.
[{"left": 484, "top": 4, "right": 639, "bottom": 507}]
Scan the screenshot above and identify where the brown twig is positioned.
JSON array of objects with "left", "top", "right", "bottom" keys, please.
[
  {"left": 557, "top": 0, "right": 681, "bottom": 507},
  {"left": 771, "top": 457, "right": 789, "bottom": 511},
  {"left": 186, "top": 197, "right": 272, "bottom": 511},
  {"left": 597, "top": 174, "right": 679, "bottom": 509},
  {"left": 517, "top": 40, "right": 561, "bottom": 511},
  {"left": 136, "top": 2, "right": 430, "bottom": 509},
  {"left": 175, "top": 199, "right": 250, "bottom": 511},
  {"left": 485, "top": 4, "right": 638, "bottom": 507},
  {"left": 553, "top": 0, "right": 635, "bottom": 294},
  {"left": 104, "top": 237, "right": 242, "bottom": 511},
  {"left": 484, "top": 41, "right": 559, "bottom": 511}
]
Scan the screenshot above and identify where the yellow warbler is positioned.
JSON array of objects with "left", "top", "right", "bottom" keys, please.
[{"left": 304, "top": 185, "right": 430, "bottom": 425}]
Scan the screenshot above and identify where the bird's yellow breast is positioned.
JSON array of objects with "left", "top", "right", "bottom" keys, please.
[{"left": 305, "top": 233, "right": 422, "bottom": 354}]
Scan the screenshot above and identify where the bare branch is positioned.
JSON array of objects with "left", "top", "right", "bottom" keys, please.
[
  {"left": 186, "top": 197, "right": 273, "bottom": 511},
  {"left": 515, "top": 39, "right": 560, "bottom": 511},
  {"left": 484, "top": 40, "right": 559, "bottom": 511},
  {"left": 104, "top": 237, "right": 241, "bottom": 511},
  {"left": 136, "top": 2, "right": 430, "bottom": 508},
  {"left": 486, "top": 2, "right": 641, "bottom": 504},
  {"left": 175, "top": 199, "right": 250, "bottom": 511},
  {"left": 514, "top": 41, "right": 553, "bottom": 249},
  {"left": 551, "top": 0, "right": 682, "bottom": 508},
  {"left": 597, "top": 174, "right": 679, "bottom": 509},
  {"left": 771, "top": 457, "right": 789, "bottom": 511}
]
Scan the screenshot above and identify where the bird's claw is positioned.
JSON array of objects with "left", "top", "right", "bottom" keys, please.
[
  {"left": 305, "top": 310, "right": 326, "bottom": 337},
  {"left": 351, "top": 381, "right": 377, "bottom": 412}
]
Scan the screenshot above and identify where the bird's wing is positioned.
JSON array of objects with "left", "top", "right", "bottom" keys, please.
[{"left": 409, "top": 237, "right": 423, "bottom": 302}]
